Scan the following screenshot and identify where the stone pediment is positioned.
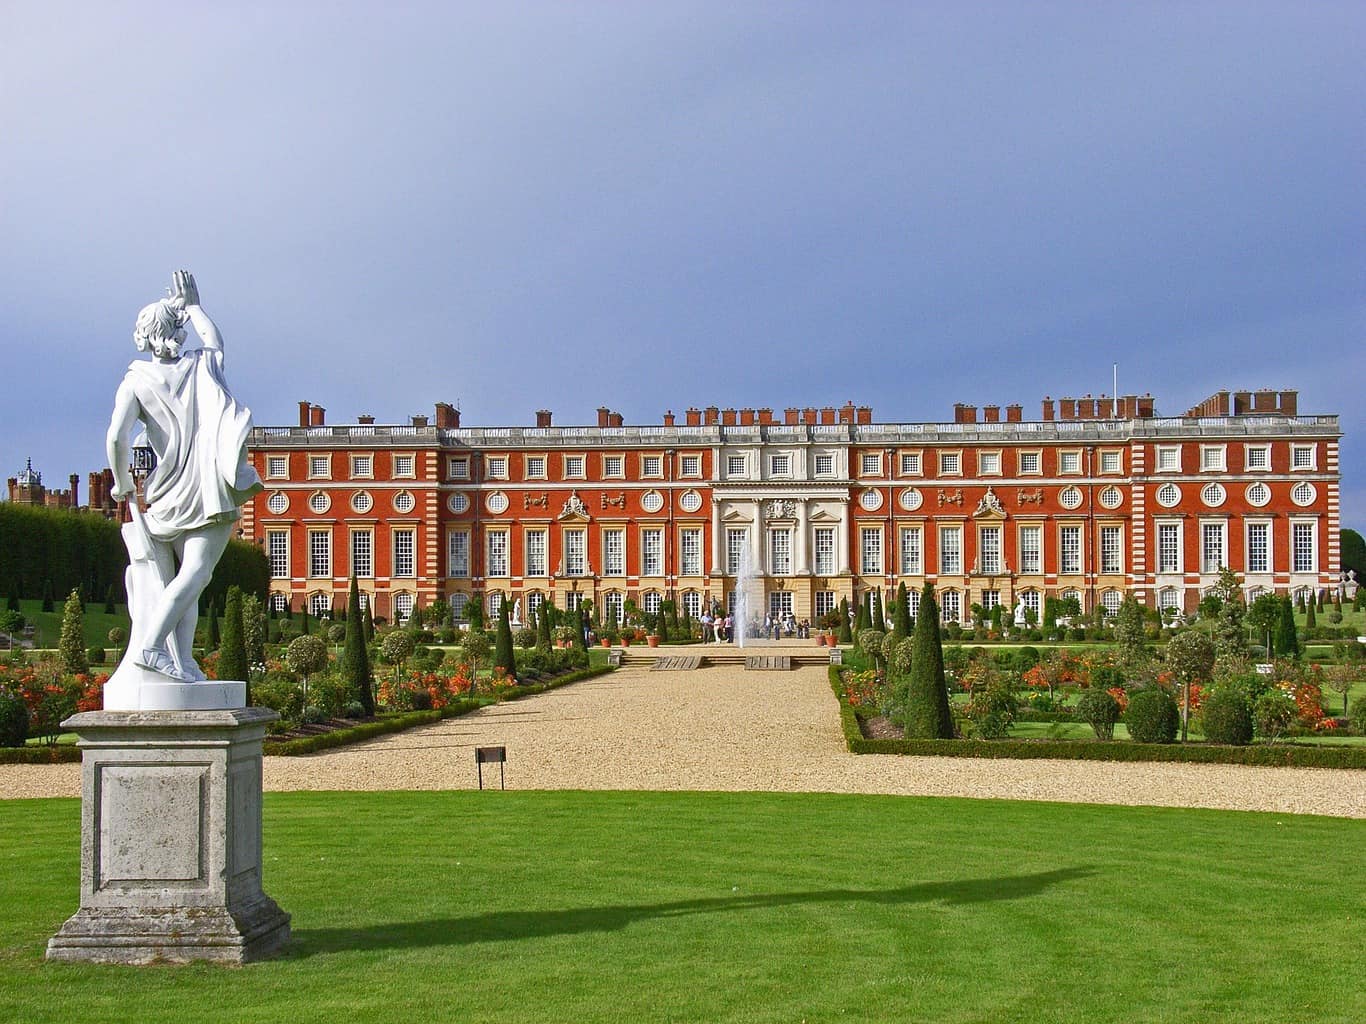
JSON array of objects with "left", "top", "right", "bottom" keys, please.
[
  {"left": 808, "top": 508, "right": 840, "bottom": 523},
  {"left": 973, "top": 487, "right": 1007, "bottom": 520},
  {"left": 720, "top": 508, "right": 754, "bottom": 524},
  {"left": 557, "top": 490, "right": 590, "bottom": 522}
]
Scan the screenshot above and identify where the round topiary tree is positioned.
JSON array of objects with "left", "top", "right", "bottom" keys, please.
[
  {"left": 1124, "top": 688, "right": 1179, "bottom": 744},
  {"left": 285, "top": 634, "right": 328, "bottom": 709},
  {"left": 1076, "top": 687, "right": 1121, "bottom": 740},
  {"left": 1254, "top": 690, "right": 1296, "bottom": 743},
  {"left": 1349, "top": 694, "right": 1366, "bottom": 736},
  {"left": 1200, "top": 687, "right": 1254, "bottom": 746},
  {"left": 857, "top": 629, "right": 886, "bottom": 674},
  {"left": 381, "top": 629, "right": 415, "bottom": 672}
]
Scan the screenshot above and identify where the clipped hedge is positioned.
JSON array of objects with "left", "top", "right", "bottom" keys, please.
[
  {"left": 827, "top": 665, "right": 1366, "bottom": 768},
  {"left": 263, "top": 664, "right": 614, "bottom": 756},
  {"left": 0, "top": 744, "right": 82, "bottom": 764}
]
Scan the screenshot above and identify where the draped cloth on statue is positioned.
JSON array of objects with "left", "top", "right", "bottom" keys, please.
[{"left": 123, "top": 347, "right": 262, "bottom": 540}]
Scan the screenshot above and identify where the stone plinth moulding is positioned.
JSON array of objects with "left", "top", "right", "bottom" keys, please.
[{"left": 46, "top": 708, "right": 290, "bottom": 965}]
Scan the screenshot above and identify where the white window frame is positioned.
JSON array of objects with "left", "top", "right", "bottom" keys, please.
[
  {"left": 1059, "top": 525, "right": 1082, "bottom": 575},
  {"left": 899, "top": 526, "right": 923, "bottom": 576},
  {"left": 392, "top": 454, "right": 415, "bottom": 479},
  {"left": 563, "top": 454, "right": 586, "bottom": 479},
  {"left": 1156, "top": 520, "right": 1183, "bottom": 575},
  {"left": 1100, "top": 525, "right": 1123, "bottom": 575},
  {"left": 680, "top": 528, "right": 703, "bottom": 576},
  {"left": 899, "top": 450, "right": 922, "bottom": 477},
  {"left": 525, "top": 529, "right": 548, "bottom": 577},
  {"left": 350, "top": 529, "right": 373, "bottom": 579},
  {"left": 978, "top": 525, "right": 1002, "bottom": 575},
  {"left": 1058, "top": 449, "right": 1082, "bottom": 475},
  {"left": 563, "top": 529, "right": 587, "bottom": 576},
  {"left": 1290, "top": 444, "right": 1316, "bottom": 471},
  {"left": 267, "top": 530, "right": 290, "bottom": 579},
  {"left": 726, "top": 454, "right": 748, "bottom": 479},
  {"left": 1199, "top": 520, "right": 1226, "bottom": 575},
  {"left": 679, "top": 453, "right": 702, "bottom": 478},
  {"left": 266, "top": 455, "right": 289, "bottom": 480},
  {"left": 393, "top": 528, "right": 416, "bottom": 578},
  {"left": 641, "top": 455, "right": 663, "bottom": 478},
  {"left": 1018, "top": 525, "right": 1042, "bottom": 575},
  {"left": 1244, "top": 444, "right": 1271, "bottom": 473},
  {"left": 860, "top": 452, "right": 882, "bottom": 477},
  {"left": 447, "top": 456, "right": 470, "bottom": 480},
  {"left": 307, "top": 529, "right": 331, "bottom": 579},
  {"left": 937, "top": 525, "right": 962, "bottom": 576},
  {"left": 814, "top": 453, "right": 836, "bottom": 477},
  {"left": 447, "top": 530, "right": 470, "bottom": 578},
  {"left": 1245, "top": 520, "right": 1271, "bottom": 575},
  {"left": 1290, "top": 519, "right": 1317, "bottom": 574},
  {"left": 977, "top": 450, "right": 1002, "bottom": 476},
  {"left": 485, "top": 455, "right": 508, "bottom": 480},
  {"left": 726, "top": 528, "right": 749, "bottom": 575},
  {"left": 602, "top": 454, "right": 624, "bottom": 478},
  {"left": 814, "top": 526, "right": 836, "bottom": 576},
  {"left": 1099, "top": 449, "right": 1122, "bottom": 474},
  {"left": 940, "top": 589, "right": 961, "bottom": 624},
  {"left": 603, "top": 529, "right": 626, "bottom": 577},
  {"left": 486, "top": 530, "right": 509, "bottom": 577},
  {"left": 860, "top": 527, "right": 883, "bottom": 575},
  {"left": 524, "top": 454, "right": 547, "bottom": 480},
  {"left": 1155, "top": 446, "right": 1181, "bottom": 473},
  {"left": 1017, "top": 450, "right": 1042, "bottom": 476},
  {"left": 1200, "top": 445, "right": 1227, "bottom": 473},
  {"left": 937, "top": 450, "right": 961, "bottom": 477},
  {"left": 769, "top": 453, "right": 792, "bottom": 478},
  {"left": 349, "top": 454, "right": 372, "bottom": 479},
  {"left": 768, "top": 528, "right": 792, "bottom": 576},
  {"left": 642, "top": 528, "right": 664, "bottom": 577},
  {"left": 307, "top": 454, "right": 331, "bottom": 480}
]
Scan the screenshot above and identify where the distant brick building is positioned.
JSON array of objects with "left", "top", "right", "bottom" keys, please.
[
  {"left": 6, "top": 459, "right": 126, "bottom": 520},
  {"left": 243, "top": 389, "right": 1342, "bottom": 626}
]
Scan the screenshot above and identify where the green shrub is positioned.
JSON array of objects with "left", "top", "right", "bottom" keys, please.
[
  {"left": 1076, "top": 687, "right": 1121, "bottom": 740},
  {"left": 1351, "top": 695, "right": 1366, "bottom": 735},
  {"left": 1125, "top": 688, "right": 1179, "bottom": 744},
  {"left": 1200, "top": 687, "right": 1254, "bottom": 746},
  {"left": 1254, "top": 690, "right": 1297, "bottom": 742},
  {"left": 1013, "top": 646, "right": 1040, "bottom": 672},
  {"left": 86, "top": 646, "right": 106, "bottom": 666},
  {"left": 515, "top": 628, "right": 538, "bottom": 649},
  {"left": 343, "top": 701, "right": 365, "bottom": 719},
  {"left": 301, "top": 705, "right": 326, "bottom": 725},
  {"left": 963, "top": 681, "right": 1017, "bottom": 739},
  {"left": 0, "top": 692, "right": 28, "bottom": 746},
  {"left": 408, "top": 689, "right": 434, "bottom": 711}
]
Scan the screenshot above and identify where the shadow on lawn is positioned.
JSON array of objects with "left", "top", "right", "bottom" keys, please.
[{"left": 292, "top": 865, "right": 1095, "bottom": 957}]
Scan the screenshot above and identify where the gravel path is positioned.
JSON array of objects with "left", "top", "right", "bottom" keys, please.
[{"left": 3, "top": 664, "right": 1363, "bottom": 817}]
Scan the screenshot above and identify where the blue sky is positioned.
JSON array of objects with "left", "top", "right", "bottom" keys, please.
[{"left": 2, "top": 2, "right": 1362, "bottom": 527}]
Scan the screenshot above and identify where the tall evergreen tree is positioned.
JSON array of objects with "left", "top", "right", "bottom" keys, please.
[
  {"left": 363, "top": 599, "right": 375, "bottom": 642},
  {"left": 59, "top": 589, "right": 89, "bottom": 675},
  {"left": 6, "top": 584, "right": 19, "bottom": 613},
  {"left": 104, "top": 583, "right": 117, "bottom": 615},
  {"left": 1316, "top": 589, "right": 1326, "bottom": 611},
  {"left": 893, "top": 582, "right": 912, "bottom": 638},
  {"left": 1274, "top": 596, "right": 1300, "bottom": 658},
  {"left": 207, "top": 597, "right": 221, "bottom": 650},
  {"left": 1114, "top": 596, "right": 1148, "bottom": 670},
  {"left": 871, "top": 588, "right": 884, "bottom": 631},
  {"left": 536, "top": 601, "right": 553, "bottom": 652},
  {"left": 855, "top": 594, "right": 870, "bottom": 633},
  {"left": 494, "top": 597, "right": 517, "bottom": 678},
  {"left": 300, "top": 605, "right": 311, "bottom": 635},
  {"left": 903, "top": 583, "right": 954, "bottom": 738},
  {"left": 1305, "top": 597, "right": 1317, "bottom": 629},
  {"left": 342, "top": 576, "right": 375, "bottom": 716},
  {"left": 219, "top": 586, "right": 249, "bottom": 685},
  {"left": 576, "top": 603, "right": 589, "bottom": 651},
  {"left": 837, "top": 597, "right": 853, "bottom": 644},
  {"left": 42, "top": 578, "right": 56, "bottom": 613}
]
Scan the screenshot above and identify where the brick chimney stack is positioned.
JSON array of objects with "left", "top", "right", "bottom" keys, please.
[
  {"left": 1006, "top": 404, "right": 1023, "bottom": 423},
  {"left": 358, "top": 414, "right": 375, "bottom": 425},
  {"left": 435, "top": 403, "right": 461, "bottom": 429},
  {"left": 535, "top": 409, "right": 553, "bottom": 428},
  {"left": 686, "top": 407, "right": 702, "bottom": 426},
  {"left": 298, "top": 401, "right": 312, "bottom": 427},
  {"left": 662, "top": 410, "right": 675, "bottom": 427},
  {"left": 309, "top": 405, "right": 326, "bottom": 426},
  {"left": 597, "top": 407, "right": 611, "bottom": 428}
]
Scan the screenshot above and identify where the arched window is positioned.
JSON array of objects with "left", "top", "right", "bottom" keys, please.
[
  {"left": 1101, "top": 590, "right": 1123, "bottom": 616},
  {"left": 309, "top": 592, "right": 332, "bottom": 618},
  {"left": 603, "top": 591, "right": 624, "bottom": 625},
  {"left": 450, "top": 592, "right": 468, "bottom": 621},
  {"left": 939, "top": 589, "right": 961, "bottom": 623},
  {"left": 682, "top": 592, "right": 702, "bottom": 619},
  {"left": 1158, "top": 587, "right": 1181, "bottom": 611},
  {"left": 270, "top": 592, "right": 289, "bottom": 613},
  {"left": 393, "top": 592, "right": 414, "bottom": 622},
  {"left": 643, "top": 591, "right": 662, "bottom": 614}
]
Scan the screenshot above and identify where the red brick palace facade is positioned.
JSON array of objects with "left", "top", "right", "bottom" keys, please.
[{"left": 243, "top": 390, "right": 1342, "bottom": 626}]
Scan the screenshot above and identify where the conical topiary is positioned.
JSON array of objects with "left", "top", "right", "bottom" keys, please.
[
  {"left": 902, "top": 583, "right": 954, "bottom": 738},
  {"left": 494, "top": 598, "right": 517, "bottom": 679},
  {"left": 218, "top": 586, "right": 249, "bottom": 685},
  {"left": 837, "top": 597, "right": 853, "bottom": 644},
  {"left": 894, "top": 582, "right": 912, "bottom": 638},
  {"left": 342, "top": 575, "right": 374, "bottom": 716},
  {"left": 59, "top": 589, "right": 88, "bottom": 675}
]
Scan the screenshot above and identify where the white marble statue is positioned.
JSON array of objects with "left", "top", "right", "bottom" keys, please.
[
  {"left": 1013, "top": 595, "right": 1028, "bottom": 627},
  {"left": 104, "top": 272, "right": 262, "bottom": 707}
]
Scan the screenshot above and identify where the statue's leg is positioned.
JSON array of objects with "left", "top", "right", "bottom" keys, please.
[{"left": 139, "top": 520, "right": 235, "bottom": 668}]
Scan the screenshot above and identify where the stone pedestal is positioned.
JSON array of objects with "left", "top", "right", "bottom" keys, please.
[{"left": 46, "top": 708, "right": 290, "bottom": 965}]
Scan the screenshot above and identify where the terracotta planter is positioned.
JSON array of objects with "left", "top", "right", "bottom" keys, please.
[
  {"left": 826, "top": 634, "right": 838, "bottom": 647},
  {"left": 621, "top": 637, "right": 631, "bottom": 647},
  {"left": 815, "top": 634, "right": 827, "bottom": 647},
  {"left": 600, "top": 638, "right": 612, "bottom": 647},
  {"left": 647, "top": 635, "right": 660, "bottom": 648}
]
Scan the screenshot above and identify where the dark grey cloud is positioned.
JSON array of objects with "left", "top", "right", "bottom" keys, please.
[{"left": 2, "top": 2, "right": 1362, "bottom": 523}]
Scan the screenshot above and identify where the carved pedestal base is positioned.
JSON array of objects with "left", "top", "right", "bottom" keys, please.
[{"left": 46, "top": 708, "right": 290, "bottom": 965}]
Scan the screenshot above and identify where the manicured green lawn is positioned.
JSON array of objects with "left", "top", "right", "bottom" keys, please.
[
  {"left": 1, "top": 791, "right": 1361, "bottom": 1024},
  {"left": 5, "top": 598, "right": 131, "bottom": 652}
]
